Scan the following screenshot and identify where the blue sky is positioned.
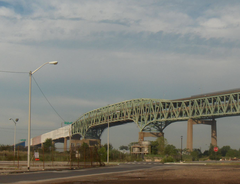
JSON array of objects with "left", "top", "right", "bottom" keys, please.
[{"left": 1, "top": 0, "right": 240, "bottom": 151}]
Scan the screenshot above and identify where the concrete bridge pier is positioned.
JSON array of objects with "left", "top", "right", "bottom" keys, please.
[
  {"left": 187, "top": 119, "right": 217, "bottom": 151},
  {"left": 139, "top": 132, "right": 164, "bottom": 143},
  {"left": 64, "top": 137, "right": 68, "bottom": 151}
]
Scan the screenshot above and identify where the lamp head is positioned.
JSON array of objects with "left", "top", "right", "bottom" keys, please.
[
  {"left": 15, "top": 118, "right": 19, "bottom": 122},
  {"left": 49, "top": 61, "right": 58, "bottom": 65}
]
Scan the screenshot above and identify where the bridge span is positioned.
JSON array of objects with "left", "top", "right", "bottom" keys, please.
[{"left": 31, "top": 88, "right": 240, "bottom": 151}]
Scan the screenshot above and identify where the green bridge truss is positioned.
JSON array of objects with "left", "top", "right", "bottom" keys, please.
[{"left": 71, "top": 89, "right": 240, "bottom": 139}]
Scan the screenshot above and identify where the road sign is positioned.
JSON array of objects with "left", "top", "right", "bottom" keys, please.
[
  {"left": 34, "top": 152, "right": 39, "bottom": 161},
  {"left": 20, "top": 139, "right": 26, "bottom": 142},
  {"left": 64, "top": 122, "right": 73, "bottom": 124},
  {"left": 214, "top": 147, "right": 218, "bottom": 152}
]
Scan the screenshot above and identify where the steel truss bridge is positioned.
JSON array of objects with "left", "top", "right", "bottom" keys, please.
[{"left": 71, "top": 89, "right": 240, "bottom": 139}]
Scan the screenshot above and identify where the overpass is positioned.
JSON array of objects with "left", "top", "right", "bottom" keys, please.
[{"left": 32, "top": 88, "right": 240, "bottom": 151}]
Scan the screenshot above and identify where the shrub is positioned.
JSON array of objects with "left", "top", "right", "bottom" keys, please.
[{"left": 162, "top": 156, "right": 174, "bottom": 163}]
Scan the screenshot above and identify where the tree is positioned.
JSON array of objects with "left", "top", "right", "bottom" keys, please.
[
  {"left": 43, "top": 138, "right": 55, "bottom": 152},
  {"left": 156, "top": 137, "right": 168, "bottom": 155},
  {"left": 151, "top": 141, "right": 158, "bottom": 154},
  {"left": 103, "top": 143, "right": 113, "bottom": 151},
  {"left": 0, "top": 145, "right": 12, "bottom": 151},
  {"left": 191, "top": 149, "right": 201, "bottom": 161},
  {"left": 81, "top": 142, "right": 89, "bottom": 149},
  {"left": 150, "top": 137, "right": 168, "bottom": 155},
  {"left": 98, "top": 146, "right": 107, "bottom": 161},
  {"left": 110, "top": 149, "right": 122, "bottom": 160},
  {"left": 226, "top": 149, "right": 239, "bottom": 158},
  {"left": 119, "top": 145, "right": 129, "bottom": 150},
  {"left": 164, "top": 144, "right": 178, "bottom": 156},
  {"left": 78, "top": 142, "right": 89, "bottom": 153},
  {"left": 202, "top": 150, "right": 209, "bottom": 156},
  {"left": 220, "top": 146, "right": 231, "bottom": 157}
]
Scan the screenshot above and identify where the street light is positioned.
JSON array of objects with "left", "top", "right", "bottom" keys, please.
[
  {"left": 107, "top": 115, "right": 110, "bottom": 164},
  {"left": 107, "top": 105, "right": 110, "bottom": 164},
  {"left": 27, "top": 61, "right": 58, "bottom": 170},
  {"left": 181, "top": 136, "right": 183, "bottom": 162},
  {"left": 107, "top": 110, "right": 120, "bottom": 164},
  {"left": 9, "top": 118, "right": 19, "bottom": 158}
]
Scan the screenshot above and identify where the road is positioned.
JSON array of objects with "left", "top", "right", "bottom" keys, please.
[{"left": 0, "top": 162, "right": 163, "bottom": 183}]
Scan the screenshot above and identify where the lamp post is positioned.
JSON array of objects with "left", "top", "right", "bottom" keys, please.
[
  {"left": 107, "top": 106, "right": 110, "bottom": 164},
  {"left": 9, "top": 118, "right": 19, "bottom": 158},
  {"left": 181, "top": 136, "right": 183, "bottom": 162},
  {"left": 107, "top": 110, "right": 119, "bottom": 164},
  {"left": 27, "top": 61, "right": 58, "bottom": 170}
]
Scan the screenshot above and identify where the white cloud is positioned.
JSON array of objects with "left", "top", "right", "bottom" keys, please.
[
  {"left": 0, "top": 0, "right": 239, "bottom": 48},
  {"left": 0, "top": 6, "right": 17, "bottom": 17},
  {"left": 200, "top": 18, "right": 227, "bottom": 29},
  {"left": 1, "top": 0, "right": 240, "bottom": 149}
]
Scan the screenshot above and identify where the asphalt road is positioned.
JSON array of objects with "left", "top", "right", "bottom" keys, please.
[{"left": 0, "top": 162, "right": 163, "bottom": 183}]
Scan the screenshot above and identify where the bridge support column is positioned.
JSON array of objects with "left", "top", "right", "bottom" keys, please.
[
  {"left": 139, "top": 132, "right": 164, "bottom": 143},
  {"left": 64, "top": 137, "right": 68, "bottom": 151},
  {"left": 70, "top": 139, "right": 101, "bottom": 147},
  {"left": 187, "top": 119, "right": 194, "bottom": 151},
  {"left": 187, "top": 119, "right": 217, "bottom": 151}
]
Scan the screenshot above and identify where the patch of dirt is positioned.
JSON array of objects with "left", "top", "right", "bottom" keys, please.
[{"left": 41, "top": 165, "right": 240, "bottom": 184}]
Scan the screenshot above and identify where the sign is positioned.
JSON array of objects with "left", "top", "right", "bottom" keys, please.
[
  {"left": 75, "top": 151, "right": 80, "bottom": 158},
  {"left": 20, "top": 139, "right": 26, "bottom": 142},
  {"left": 34, "top": 151, "right": 39, "bottom": 161},
  {"left": 64, "top": 122, "right": 73, "bottom": 125},
  {"left": 214, "top": 147, "right": 218, "bottom": 152}
]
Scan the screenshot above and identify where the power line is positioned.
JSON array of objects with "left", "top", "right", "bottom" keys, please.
[
  {"left": 0, "top": 70, "right": 66, "bottom": 125},
  {"left": 0, "top": 71, "right": 28, "bottom": 74},
  {"left": 0, "top": 127, "right": 56, "bottom": 131},
  {"left": 32, "top": 76, "right": 66, "bottom": 122}
]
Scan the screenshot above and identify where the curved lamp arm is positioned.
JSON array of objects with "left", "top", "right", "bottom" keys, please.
[{"left": 32, "top": 61, "right": 58, "bottom": 75}]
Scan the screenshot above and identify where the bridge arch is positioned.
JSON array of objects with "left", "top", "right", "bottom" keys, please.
[
  {"left": 71, "top": 90, "right": 240, "bottom": 146},
  {"left": 71, "top": 98, "right": 176, "bottom": 139}
]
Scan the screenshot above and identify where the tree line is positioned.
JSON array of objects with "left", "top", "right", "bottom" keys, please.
[
  {"left": 136, "top": 137, "right": 240, "bottom": 161},
  {"left": 1, "top": 137, "right": 240, "bottom": 162}
]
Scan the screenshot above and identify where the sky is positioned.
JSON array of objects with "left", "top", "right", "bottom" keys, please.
[{"left": 1, "top": 0, "right": 240, "bottom": 152}]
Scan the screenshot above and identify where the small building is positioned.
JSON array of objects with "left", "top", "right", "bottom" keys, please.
[{"left": 131, "top": 141, "right": 151, "bottom": 154}]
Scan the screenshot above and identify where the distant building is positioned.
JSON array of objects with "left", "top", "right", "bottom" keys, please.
[{"left": 15, "top": 141, "right": 25, "bottom": 147}]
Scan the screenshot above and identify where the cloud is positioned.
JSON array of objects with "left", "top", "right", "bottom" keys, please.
[
  {"left": 0, "top": 5, "right": 16, "bottom": 17},
  {"left": 201, "top": 18, "right": 227, "bottom": 29},
  {"left": 0, "top": 0, "right": 240, "bottom": 45},
  {"left": 1, "top": 0, "right": 240, "bottom": 150}
]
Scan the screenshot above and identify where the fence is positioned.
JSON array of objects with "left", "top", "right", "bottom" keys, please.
[{"left": 0, "top": 146, "right": 104, "bottom": 170}]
